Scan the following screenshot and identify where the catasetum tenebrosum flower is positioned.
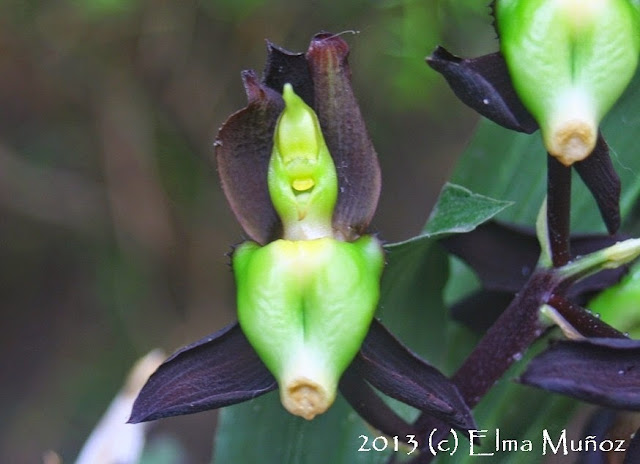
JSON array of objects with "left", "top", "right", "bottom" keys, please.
[
  {"left": 498, "top": 0, "right": 640, "bottom": 166},
  {"left": 428, "top": 0, "right": 640, "bottom": 252},
  {"left": 129, "top": 33, "right": 474, "bottom": 436}
]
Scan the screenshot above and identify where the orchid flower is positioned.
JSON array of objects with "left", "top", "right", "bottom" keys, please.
[{"left": 129, "top": 33, "right": 474, "bottom": 439}]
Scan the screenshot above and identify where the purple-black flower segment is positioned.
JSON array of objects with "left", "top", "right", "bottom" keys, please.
[
  {"left": 520, "top": 337, "right": 640, "bottom": 410},
  {"left": 129, "top": 323, "right": 276, "bottom": 422},
  {"left": 130, "top": 33, "right": 474, "bottom": 436}
]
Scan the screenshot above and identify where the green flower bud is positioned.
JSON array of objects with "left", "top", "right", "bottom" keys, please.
[
  {"left": 269, "top": 84, "right": 338, "bottom": 240},
  {"left": 497, "top": 0, "right": 640, "bottom": 166},
  {"left": 558, "top": 237, "right": 640, "bottom": 280},
  {"left": 233, "top": 235, "right": 384, "bottom": 420}
]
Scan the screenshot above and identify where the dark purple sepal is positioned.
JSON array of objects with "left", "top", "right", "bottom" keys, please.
[
  {"left": 519, "top": 338, "right": 640, "bottom": 411},
  {"left": 339, "top": 366, "right": 418, "bottom": 440},
  {"left": 352, "top": 319, "right": 475, "bottom": 431},
  {"left": 129, "top": 323, "right": 277, "bottom": 423},
  {"left": 546, "top": 294, "right": 625, "bottom": 339},
  {"left": 263, "top": 41, "right": 315, "bottom": 108},
  {"left": 427, "top": 47, "right": 538, "bottom": 133},
  {"left": 574, "top": 134, "right": 621, "bottom": 234},
  {"left": 215, "top": 71, "right": 283, "bottom": 245},
  {"left": 306, "top": 33, "right": 381, "bottom": 239},
  {"left": 624, "top": 427, "right": 640, "bottom": 464}
]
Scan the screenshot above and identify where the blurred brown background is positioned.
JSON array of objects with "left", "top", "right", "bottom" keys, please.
[{"left": 0, "top": 0, "right": 494, "bottom": 462}]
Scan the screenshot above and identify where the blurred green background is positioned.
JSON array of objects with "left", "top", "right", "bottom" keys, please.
[{"left": 0, "top": 1, "right": 495, "bottom": 462}]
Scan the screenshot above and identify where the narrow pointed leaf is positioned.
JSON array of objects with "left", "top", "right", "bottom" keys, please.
[
  {"left": 338, "top": 367, "right": 418, "bottom": 440},
  {"left": 520, "top": 338, "right": 640, "bottom": 410},
  {"left": 353, "top": 319, "right": 475, "bottom": 431},
  {"left": 427, "top": 47, "right": 538, "bottom": 133},
  {"left": 129, "top": 323, "right": 276, "bottom": 423},
  {"left": 306, "top": 33, "right": 381, "bottom": 239},
  {"left": 574, "top": 134, "right": 621, "bottom": 234},
  {"left": 424, "top": 183, "right": 513, "bottom": 236},
  {"left": 263, "top": 41, "right": 314, "bottom": 108},
  {"left": 215, "top": 71, "right": 283, "bottom": 244}
]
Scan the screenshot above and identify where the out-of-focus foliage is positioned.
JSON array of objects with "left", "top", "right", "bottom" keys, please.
[{"left": 0, "top": 1, "right": 492, "bottom": 463}]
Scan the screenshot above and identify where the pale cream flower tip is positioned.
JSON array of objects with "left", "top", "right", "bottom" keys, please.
[
  {"left": 548, "top": 119, "right": 597, "bottom": 167},
  {"left": 282, "top": 378, "right": 333, "bottom": 420}
]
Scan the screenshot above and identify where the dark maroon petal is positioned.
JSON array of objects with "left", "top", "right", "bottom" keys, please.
[
  {"left": 624, "top": 427, "right": 640, "bottom": 464},
  {"left": 546, "top": 294, "right": 625, "bottom": 339},
  {"left": 353, "top": 319, "right": 475, "bottom": 431},
  {"left": 129, "top": 323, "right": 276, "bottom": 423},
  {"left": 263, "top": 41, "right": 314, "bottom": 108},
  {"left": 574, "top": 134, "right": 621, "bottom": 234},
  {"left": 339, "top": 366, "right": 418, "bottom": 440},
  {"left": 427, "top": 47, "right": 538, "bottom": 133},
  {"left": 306, "top": 33, "right": 381, "bottom": 239},
  {"left": 519, "top": 338, "right": 640, "bottom": 410},
  {"left": 215, "top": 70, "right": 283, "bottom": 245}
]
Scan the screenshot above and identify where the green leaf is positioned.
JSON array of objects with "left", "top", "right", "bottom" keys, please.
[{"left": 423, "top": 183, "right": 513, "bottom": 236}]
